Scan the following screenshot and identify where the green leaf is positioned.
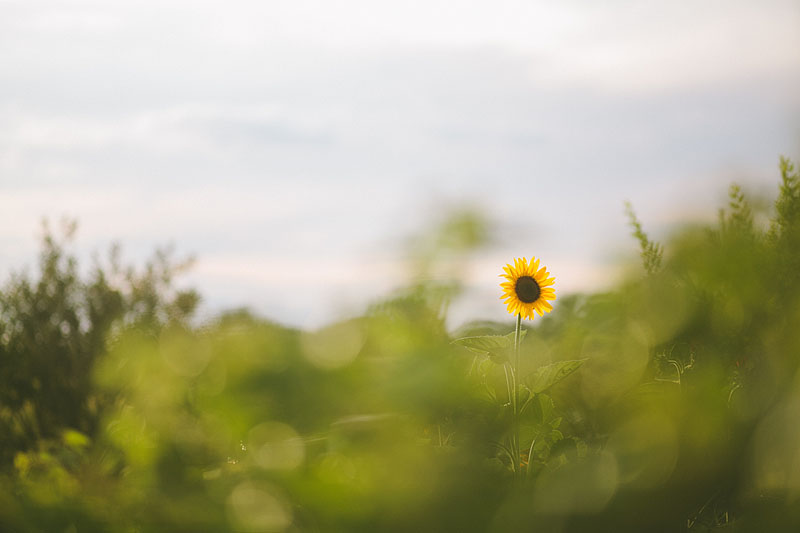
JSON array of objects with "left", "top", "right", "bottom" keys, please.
[
  {"left": 550, "top": 436, "right": 577, "bottom": 458},
  {"left": 62, "top": 428, "right": 90, "bottom": 449},
  {"left": 540, "top": 394, "right": 555, "bottom": 423},
  {"left": 525, "top": 359, "right": 586, "bottom": 393},
  {"left": 452, "top": 330, "right": 527, "bottom": 363}
]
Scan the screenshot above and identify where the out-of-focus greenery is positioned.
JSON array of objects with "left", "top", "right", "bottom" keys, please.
[
  {"left": 1, "top": 159, "right": 800, "bottom": 532},
  {"left": 0, "top": 220, "right": 199, "bottom": 463}
]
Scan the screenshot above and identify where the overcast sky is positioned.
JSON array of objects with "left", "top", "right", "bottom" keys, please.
[{"left": 1, "top": 0, "right": 799, "bottom": 328}]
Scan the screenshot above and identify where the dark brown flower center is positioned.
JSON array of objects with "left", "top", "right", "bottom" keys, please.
[{"left": 515, "top": 276, "right": 540, "bottom": 303}]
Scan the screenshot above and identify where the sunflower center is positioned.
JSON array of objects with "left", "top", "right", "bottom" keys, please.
[{"left": 515, "top": 276, "right": 540, "bottom": 303}]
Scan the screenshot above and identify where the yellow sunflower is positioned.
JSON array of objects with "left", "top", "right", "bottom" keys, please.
[{"left": 500, "top": 257, "right": 556, "bottom": 320}]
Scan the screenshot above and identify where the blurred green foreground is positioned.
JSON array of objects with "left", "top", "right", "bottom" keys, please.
[{"left": 2, "top": 159, "right": 800, "bottom": 532}]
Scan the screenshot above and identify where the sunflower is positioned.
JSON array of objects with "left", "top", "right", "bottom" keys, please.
[{"left": 500, "top": 257, "right": 556, "bottom": 320}]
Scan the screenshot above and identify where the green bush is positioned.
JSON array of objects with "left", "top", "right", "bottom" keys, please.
[{"left": 1, "top": 159, "right": 799, "bottom": 531}]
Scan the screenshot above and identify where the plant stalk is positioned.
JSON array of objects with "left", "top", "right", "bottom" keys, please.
[{"left": 513, "top": 313, "right": 521, "bottom": 478}]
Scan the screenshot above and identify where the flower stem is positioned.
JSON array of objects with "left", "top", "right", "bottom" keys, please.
[
  {"left": 512, "top": 313, "right": 521, "bottom": 478},
  {"left": 503, "top": 362, "right": 516, "bottom": 471},
  {"left": 526, "top": 437, "right": 536, "bottom": 477}
]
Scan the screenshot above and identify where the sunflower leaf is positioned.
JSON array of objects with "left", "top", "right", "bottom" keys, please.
[
  {"left": 524, "top": 359, "right": 586, "bottom": 393},
  {"left": 452, "top": 330, "right": 527, "bottom": 363}
]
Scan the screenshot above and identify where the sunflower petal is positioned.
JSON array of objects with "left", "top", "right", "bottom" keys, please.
[{"left": 500, "top": 257, "right": 556, "bottom": 320}]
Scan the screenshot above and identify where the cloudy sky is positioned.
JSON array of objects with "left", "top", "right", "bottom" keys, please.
[{"left": 1, "top": 0, "right": 799, "bottom": 328}]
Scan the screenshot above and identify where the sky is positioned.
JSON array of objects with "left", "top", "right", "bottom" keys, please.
[{"left": 1, "top": 0, "right": 799, "bottom": 328}]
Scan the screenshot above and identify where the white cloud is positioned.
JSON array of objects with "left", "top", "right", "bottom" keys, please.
[{"left": 0, "top": 0, "right": 798, "bottom": 327}]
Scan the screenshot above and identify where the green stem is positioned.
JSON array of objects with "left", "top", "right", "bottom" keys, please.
[
  {"left": 502, "top": 362, "right": 516, "bottom": 472},
  {"left": 526, "top": 437, "right": 536, "bottom": 477},
  {"left": 513, "top": 313, "right": 521, "bottom": 478}
]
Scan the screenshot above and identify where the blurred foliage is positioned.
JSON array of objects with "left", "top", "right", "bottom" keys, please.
[
  {"left": 0, "top": 220, "right": 199, "bottom": 466},
  {"left": 625, "top": 201, "right": 663, "bottom": 275},
  {"left": 1, "top": 159, "right": 800, "bottom": 531}
]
